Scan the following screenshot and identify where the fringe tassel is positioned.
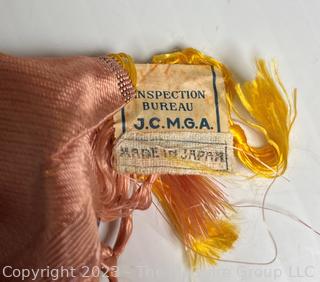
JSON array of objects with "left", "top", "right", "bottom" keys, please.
[
  {"left": 150, "top": 48, "right": 296, "bottom": 268},
  {"left": 152, "top": 175, "right": 238, "bottom": 269},
  {"left": 152, "top": 48, "right": 296, "bottom": 177},
  {"left": 106, "top": 49, "right": 296, "bottom": 270},
  {"left": 229, "top": 60, "right": 297, "bottom": 177}
]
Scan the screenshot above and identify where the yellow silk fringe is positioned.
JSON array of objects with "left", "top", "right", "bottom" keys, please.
[
  {"left": 230, "top": 60, "right": 297, "bottom": 177},
  {"left": 110, "top": 48, "right": 296, "bottom": 269},
  {"left": 152, "top": 48, "right": 297, "bottom": 178}
]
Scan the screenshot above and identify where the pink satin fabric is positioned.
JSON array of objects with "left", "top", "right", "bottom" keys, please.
[{"left": 0, "top": 54, "right": 151, "bottom": 281}]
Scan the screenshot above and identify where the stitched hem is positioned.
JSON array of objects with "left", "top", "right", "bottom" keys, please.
[{"left": 98, "top": 56, "right": 135, "bottom": 103}]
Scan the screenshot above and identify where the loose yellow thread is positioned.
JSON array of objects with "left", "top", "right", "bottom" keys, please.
[
  {"left": 152, "top": 48, "right": 297, "bottom": 177},
  {"left": 229, "top": 60, "right": 297, "bottom": 177}
]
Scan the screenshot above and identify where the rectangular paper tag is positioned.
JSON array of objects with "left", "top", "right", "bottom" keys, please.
[{"left": 113, "top": 64, "right": 233, "bottom": 175}]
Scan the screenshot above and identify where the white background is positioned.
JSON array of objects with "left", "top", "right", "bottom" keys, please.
[{"left": 1, "top": 1, "right": 320, "bottom": 281}]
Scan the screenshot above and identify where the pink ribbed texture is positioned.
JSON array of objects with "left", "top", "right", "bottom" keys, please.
[{"left": 0, "top": 54, "right": 134, "bottom": 281}]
